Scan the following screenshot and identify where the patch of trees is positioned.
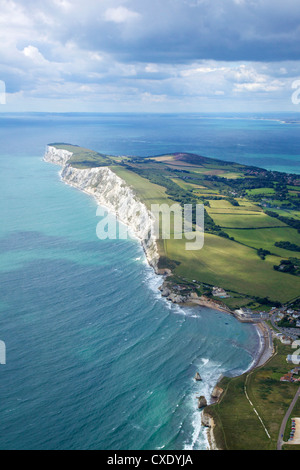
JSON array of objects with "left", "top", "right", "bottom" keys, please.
[
  {"left": 273, "top": 259, "right": 300, "bottom": 276},
  {"left": 229, "top": 177, "right": 275, "bottom": 191},
  {"left": 226, "top": 197, "right": 239, "bottom": 206},
  {"left": 274, "top": 241, "right": 300, "bottom": 252},
  {"left": 253, "top": 296, "right": 281, "bottom": 308},
  {"left": 278, "top": 317, "right": 296, "bottom": 328},
  {"left": 257, "top": 248, "right": 271, "bottom": 260},
  {"left": 265, "top": 210, "right": 300, "bottom": 232},
  {"left": 205, "top": 196, "right": 223, "bottom": 201}
]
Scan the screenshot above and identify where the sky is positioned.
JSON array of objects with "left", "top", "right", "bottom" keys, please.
[{"left": 1, "top": 0, "right": 300, "bottom": 113}]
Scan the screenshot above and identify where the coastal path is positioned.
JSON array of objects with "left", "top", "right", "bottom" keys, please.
[
  {"left": 244, "top": 372, "right": 271, "bottom": 441},
  {"left": 243, "top": 325, "right": 274, "bottom": 442}
]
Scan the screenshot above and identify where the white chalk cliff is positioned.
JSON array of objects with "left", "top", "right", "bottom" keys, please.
[
  {"left": 44, "top": 145, "right": 159, "bottom": 269},
  {"left": 44, "top": 145, "right": 74, "bottom": 166}
]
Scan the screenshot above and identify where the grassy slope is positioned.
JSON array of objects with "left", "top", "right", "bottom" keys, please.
[
  {"left": 282, "top": 395, "right": 300, "bottom": 451},
  {"left": 110, "top": 165, "right": 174, "bottom": 210},
  {"left": 49, "top": 143, "right": 111, "bottom": 168},
  {"left": 206, "top": 341, "right": 300, "bottom": 450}
]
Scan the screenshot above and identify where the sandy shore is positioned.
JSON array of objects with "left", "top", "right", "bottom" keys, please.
[
  {"left": 253, "top": 322, "right": 274, "bottom": 369},
  {"left": 185, "top": 294, "right": 274, "bottom": 373}
]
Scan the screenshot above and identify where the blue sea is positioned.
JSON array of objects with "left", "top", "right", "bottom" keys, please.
[{"left": 0, "top": 113, "right": 299, "bottom": 450}]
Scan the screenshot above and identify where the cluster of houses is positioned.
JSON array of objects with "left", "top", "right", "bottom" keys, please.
[
  {"left": 280, "top": 367, "right": 300, "bottom": 383},
  {"left": 275, "top": 308, "right": 300, "bottom": 328},
  {"left": 212, "top": 286, "right": 230, "bottom": 299},
  {"left": 275, "top": 333, "right": 294, "bottom": 345}
]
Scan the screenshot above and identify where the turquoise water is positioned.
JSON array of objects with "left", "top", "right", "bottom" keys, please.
[{"left": 0, "top": 113, "right": 298, "bottom": 450}]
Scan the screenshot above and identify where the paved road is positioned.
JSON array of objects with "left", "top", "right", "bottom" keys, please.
[{"left": 277, "top": 386, "right": 300, "bottom": 450}]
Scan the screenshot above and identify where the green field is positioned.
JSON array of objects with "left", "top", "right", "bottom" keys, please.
[
  {"left": 170, "top": 178, "right": 206, "bottom": 191},
  {"left": 247, "top": 187, "right": 276, "bottom": 196},
  {"left": 163, "top": 233, "right": 300, "bottom": 302},
  {"left": 110, "top": 166, "right": 173, "bottom": 210},
  {"left": 207, "top": 211, "right": 287, "bottom": 229},
  {"left": 225, "top": 226, "right": 300, "bottom": 258},
  {"left": 271, "top": 209, "right": 300, "bottom": 220},
  {"left": 53, "top": 145, "right": 300, "bottom": 306}
]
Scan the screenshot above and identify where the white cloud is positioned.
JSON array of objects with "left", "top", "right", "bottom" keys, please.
[
  {"left": 234, "top": 81, "right": 283, "bottom": 93},
  {"left": 142, "top": 92, "right": 167, "bottom": 102},
  {"left": 104, "top": 6, "right": 141, "bottom": 24},
  {"left": 23, "top": 46, "right": 48, "bottom": 64},
  {"left": 145, "top": 64, "right": 159, "bottom": 73},
  {"left": 53, "top": 0, "right": 72, "bottom": 10}
]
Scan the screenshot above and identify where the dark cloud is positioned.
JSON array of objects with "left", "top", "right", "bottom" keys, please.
[
  {"left": 49, "top": 0, "right": 300, "bottom": 63},
  {"left": 7, "top": 0, "right": 300, "bottom": 63},
  {"left": 1, "top": 0, "right": 300, "bottom": 111}
]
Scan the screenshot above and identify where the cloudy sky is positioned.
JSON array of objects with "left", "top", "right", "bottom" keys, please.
[{"left": 1, "top": 0, "right": 300, "bottom": 112}]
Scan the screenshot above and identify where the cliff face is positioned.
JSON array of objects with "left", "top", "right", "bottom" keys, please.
[
  {"left": 44, "top": 146, "right": 159, "bottom": 269},
  {"left": 44, "top": 145, "right": 73, "bottom": 166},
  {"left": 201, "top": 409, "right": 220, "bottom": 450}
]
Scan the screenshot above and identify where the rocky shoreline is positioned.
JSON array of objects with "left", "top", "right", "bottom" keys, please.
[
  {"left": 156, "top": 269, "right": 234, "bottom": 314},
  {"left": 201, "top": 409, "right": 219, "bottom": 450}
]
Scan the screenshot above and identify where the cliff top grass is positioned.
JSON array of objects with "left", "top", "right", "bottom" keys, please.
[
  {"left": 50, "top": 143, "right": 300, "bottom": 307},
  {"left": 49, "top": 143, "right": 112, "bottom": 168}
]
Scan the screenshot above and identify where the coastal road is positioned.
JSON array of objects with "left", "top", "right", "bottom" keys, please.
[{"left": 277, "top": 386, "right": 300, "bottom": 450}]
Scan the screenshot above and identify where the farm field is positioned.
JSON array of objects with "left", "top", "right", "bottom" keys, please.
[
  {"left": 206, "top": 210, "right": 288, "bottom": 229},
  {"left": 163, "top": 233, "right": 300, "bottom": 302},
  {"left": 271, "top": 209, "right": 300, "bottom": 220},
  {"left": 54, "top": 145, "right": 300, "bottom": 307},
  {"left": 110, "top": 166, "right": 173, "bottom": 210},
  {"left": 224, "top": 227, "right": 300, "bottom": 259}
]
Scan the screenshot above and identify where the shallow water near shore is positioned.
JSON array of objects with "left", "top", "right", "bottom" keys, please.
[{"left": 0, "top": 112, "right": 297, "bottom": 450}]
